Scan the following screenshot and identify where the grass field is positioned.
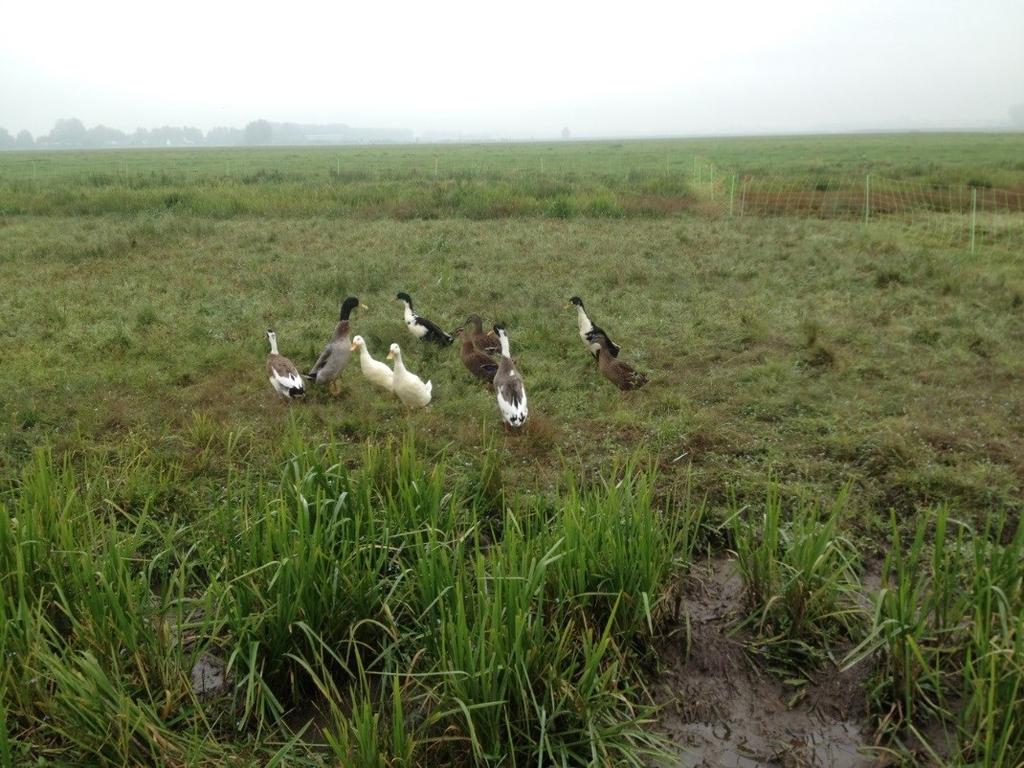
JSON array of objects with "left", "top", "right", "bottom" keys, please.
[
  {"left": 1, "top": 135, "right": 1022, "bottom": 766},
  {"left": 3, "top": 133, "right": 1024, "bottom": 221}
]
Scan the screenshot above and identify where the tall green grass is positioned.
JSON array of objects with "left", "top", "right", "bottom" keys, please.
[
  {"left": 729, "top": 484, "right": 865, "bottom": 674},
  {"left": 847, "top": 507, "right": 1024, "bottom": 766},
  {"left": 0, "top": 436, "right": 701, "bottom": 765}
]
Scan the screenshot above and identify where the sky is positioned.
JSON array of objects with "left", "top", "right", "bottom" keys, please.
[{"left": 1, "top": 0, "right": 1023, "bottom": 139}]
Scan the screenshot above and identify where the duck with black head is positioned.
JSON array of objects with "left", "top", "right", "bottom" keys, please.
[
  {"left": 306, "top": 296, "right": 367, "bottom": 395},
  {"left": 396, "top": 292, "right": 453, "bottom": 346},
  {"left": 568, "top": 296, "right": 620, "bottom": 359}
]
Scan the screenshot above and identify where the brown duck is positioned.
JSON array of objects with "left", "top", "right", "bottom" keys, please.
[
  {"left": 265, "top": 329, "right": 305, "bottom": 400},
  {"left": 456, "top": 326, "right": 499, "bottom": 384},
  {"left": 461, "top": 314, "right": 501, "bottom": 354},
  {"left": 587, "top": 330, "right": 648, "bottom": 390}
]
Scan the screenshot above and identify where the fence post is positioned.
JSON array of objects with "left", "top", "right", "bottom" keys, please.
[
  {"left": 729, "top": 174, "right": 737, "bottom": 217},
  {"left": 864, "top": 173, "right": 870, "bottom": 224},
  {"left": 970, "top": 187, "right": 977, "bottom": 255}
]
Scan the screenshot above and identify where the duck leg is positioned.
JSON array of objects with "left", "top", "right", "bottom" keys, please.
[{"left": 329, "top": 379, "right": 341, "bottom": 396}]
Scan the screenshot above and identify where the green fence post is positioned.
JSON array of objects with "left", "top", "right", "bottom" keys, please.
[
  {"left": 864, "top": 173, "right": 870, "bottom": 224},
  {"left": 970, "top": 187, "right": 977, "bottom": 255}
]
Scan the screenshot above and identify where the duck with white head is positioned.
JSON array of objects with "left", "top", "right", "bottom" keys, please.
[{"left": 386, "top": 343, "right": 433, "bottom": 408}]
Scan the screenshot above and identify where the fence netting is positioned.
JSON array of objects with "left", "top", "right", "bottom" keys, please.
[{"left": 692, "top": 168, "right": 1024, "bottom": 253}]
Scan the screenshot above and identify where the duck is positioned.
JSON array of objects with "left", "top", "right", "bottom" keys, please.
[
  {"left": 493, "top": 324, "right": 528, "bottom": 428},
  {"left": 386, "top": 343, "right": 433, "bottom": 408},
  {"left": 265, "top": 329, "right": 305, "bottom": 400},
  {"left": 587, "top": 330, "right": 648, "bottom": 390},
  {"left": 306, "top": 296, "right": 366, "bottom": 395},
  {"left": 569, "top": 296, "right": 620, "bottom": 359},
  {"left": 455, "top": 326, "right": 499, "bottom": 384},
  {"left": 396, "top": 292, "right": 453, "bottom": 345},
  {"left": 350, "top": 335, "right": 393, "bottom": 392},
  {"left": 461, "top": 313, "right": 501, "bottom": 354}
]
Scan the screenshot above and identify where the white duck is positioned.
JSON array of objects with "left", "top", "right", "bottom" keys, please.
[
  {"left": 386, "top": 343, "right": 432, "bottom": 408},
  {"left": 350, "top": 335, "right": 394, "bottom": 392}
]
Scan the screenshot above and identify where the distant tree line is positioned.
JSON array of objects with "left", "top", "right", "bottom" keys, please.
[{"left": 0, "top": 118, "right": 414, "bottom": 150}]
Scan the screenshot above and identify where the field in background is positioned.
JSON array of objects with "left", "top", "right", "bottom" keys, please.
[
  {"left": 5, "top": 133, "right": 1024, "bottom": 186},
  {"left": 4, "top": 133, "right": 1022, "bottom": 252},
  {"left": 1, "top": 135, "right": 1022, "bottom": 766}
]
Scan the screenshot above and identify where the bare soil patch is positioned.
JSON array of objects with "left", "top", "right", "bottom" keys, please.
[{"left": 654, "top": 558, "right": 877, "bottom": 767}]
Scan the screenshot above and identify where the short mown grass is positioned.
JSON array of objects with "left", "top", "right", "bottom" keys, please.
[{"left": 1, "top": 211, "right": 1020, "bottom": 533}]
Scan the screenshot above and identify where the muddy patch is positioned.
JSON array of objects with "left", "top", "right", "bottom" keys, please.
[
  {"left": 191, "top": 651, "right": 231, "bottom": 699},
  {"left": 654, "top": 557, "right": 876, "bottom": 767}
]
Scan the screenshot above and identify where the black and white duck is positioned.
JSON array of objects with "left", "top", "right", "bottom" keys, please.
[
  {"left": 396, "top": 292, "right": 453, "bottom": 345},
  {"left": 569, "top": 296, "right": 620, "bottom": 358}
]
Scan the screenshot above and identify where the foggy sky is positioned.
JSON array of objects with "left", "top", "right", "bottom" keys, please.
[{"left": 2, "top": 0, "right": 1022, "bottom": 139}]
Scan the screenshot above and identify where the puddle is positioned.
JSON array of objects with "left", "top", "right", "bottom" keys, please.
[
  {"left": 654, "top": 557, "right": 877, "bottom": 767},
  {"left": 669, "top": 720, "right": 870, "bottom": 768}
]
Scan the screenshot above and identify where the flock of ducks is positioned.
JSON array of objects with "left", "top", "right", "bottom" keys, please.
[{"left": 265, "top": 293, "right": 647, "bottom": 429}]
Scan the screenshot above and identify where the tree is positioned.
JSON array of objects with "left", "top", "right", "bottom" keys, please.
[
  {"left": 15, "top": 130, "right": 33, "bottom": 148},
  {"left": 85, "top": 124, "right": 127, "bottom": 147},
  {"left": 561, "top": 127, "right": 571, "bottom": 140},
  {"left": 150, "top": 125, "right": 186, "bottom": 146},
  {"left": 182, "top": 126, "right": 203, "bottom": 145},
  {"left": 47, "top": 117, "right": 87, "bottom": 147},
  {"left": 207, "top": 126, "right": 245, "bottom": 146},
  {"left": 0, "top": 128, "right": 14, "bottom": 150},
  {"left": 245, "top": 119, "right": 273, "bottom": 146}
]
